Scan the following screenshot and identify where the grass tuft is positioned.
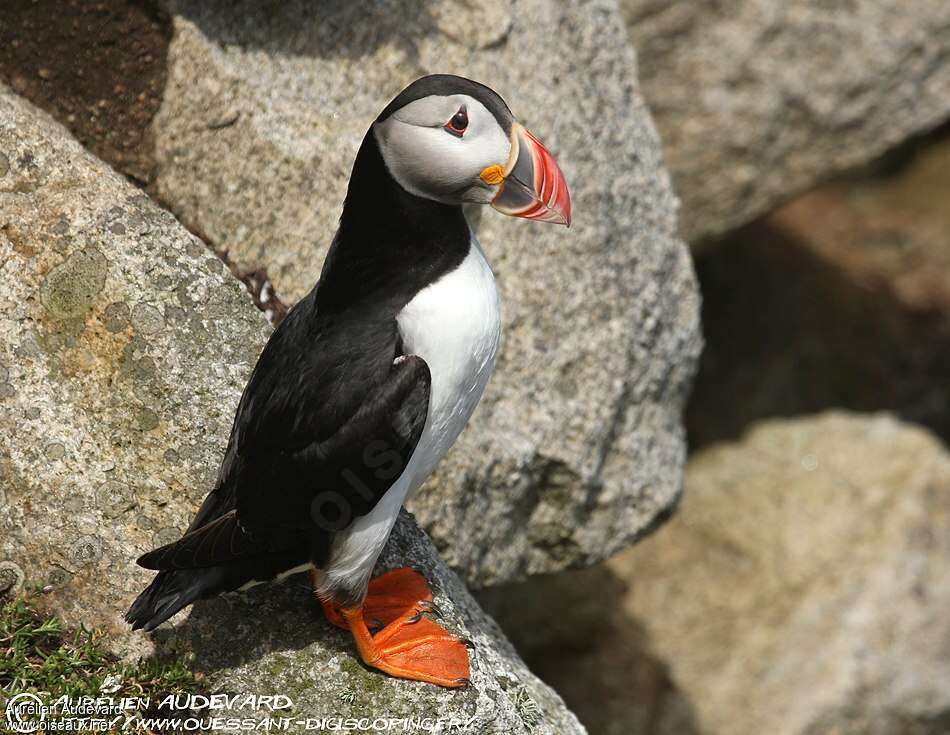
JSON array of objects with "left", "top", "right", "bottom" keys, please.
[{"left": 0, "top": 596, "right": 201, "bottom": 701}]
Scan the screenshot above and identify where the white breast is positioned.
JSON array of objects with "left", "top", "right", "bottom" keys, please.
[
  {"left": 316, "top": 235, "right": 500, "bottom": 600},
  {"left": 396, "top": 236, "right": 501, "bottom": 484}
]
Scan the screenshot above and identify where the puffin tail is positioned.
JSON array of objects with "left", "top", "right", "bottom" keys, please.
[
  {"left": 125, "top": 511, "right": 265, "bottom": 631},
  {"left": 125, "top": 568, "right": 219, "bottom": 632},
  {"left": 126, "top": 511, "right": 312, "bottom": 631}
]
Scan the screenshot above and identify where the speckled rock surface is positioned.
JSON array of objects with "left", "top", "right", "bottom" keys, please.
[
  {"left": 484, "top": 413, "right": 950, "bottom": 735},
  {"left": 0, "top": 88, "right": 585, "bottom": 733},
  {"left": 150, "top": 0, "right": 701, "bottom": 586},
  {"left": 622, "top": 0, "right": 950, "bottom": 242},
  {"left": 615, "top": 413, "right": 950, "bottom": 735},
  {"left": 0, "top": 87, "right": 267, "bottom": 649}
]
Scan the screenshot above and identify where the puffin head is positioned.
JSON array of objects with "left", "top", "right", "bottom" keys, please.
[{"left": 373, "top": 74, "right": 571, "bottom": 226}]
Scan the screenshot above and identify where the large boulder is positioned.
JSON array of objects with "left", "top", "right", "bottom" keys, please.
[
  {"left": 0, "top": 87, "right": 585, "bottom": 734},
  {"left": 484, "top": 412, "right": 950, "bottom": 735},
  {"left": 624, "top": 413, "right": 950, "bottom": 735},
  {"left": 622, "top": 0, "right": 950, "bottom": 242},
  {"left": 148, "top": 0, "right": 701, "bottom": 585}
]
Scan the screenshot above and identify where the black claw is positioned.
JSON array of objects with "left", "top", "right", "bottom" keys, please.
[
  {"left": 455, "top": 677, "right": 471, "bottom": 687},
  {"left": 406, "top": 612, "right": 424, "bottom": 624},
  {"left": 428, "top": 601, "right": 444, "bottom": 618},
  {"left": 460, "top": 637, "right": 476, "bottom": 650}
]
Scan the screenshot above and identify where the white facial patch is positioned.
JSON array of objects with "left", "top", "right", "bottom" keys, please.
[{"left": 373, "top": 94, "right": 511, "bottom": 205}]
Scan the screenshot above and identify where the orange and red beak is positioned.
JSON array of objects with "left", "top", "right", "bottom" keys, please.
[{"left": 483, "top": 123, "right": 571, "bottom": 227}]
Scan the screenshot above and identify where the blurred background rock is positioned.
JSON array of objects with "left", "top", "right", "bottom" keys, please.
[
  {"left": 3, "top": 1, "right": 950, "bottom": 733},
  {"left": 481, "top": 5, "right": 950, "bottom": 732}
]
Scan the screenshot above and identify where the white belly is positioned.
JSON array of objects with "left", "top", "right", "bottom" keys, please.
[{"left": 317, "top": 235, "right": 501, "bottom": 599}]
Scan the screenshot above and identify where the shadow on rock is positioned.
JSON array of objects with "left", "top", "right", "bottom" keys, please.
[
  {"left": 478, "top": 565, "right": 701, "bottom": 735},
  {"left": 173, "top": 0, "right": 438, "bottom": 64},
  {"left": 688, "top": 216, "right": 950, "bottom": 451},
  {"left": 152, "top": 576, "right": 351, "bottom": 675}
]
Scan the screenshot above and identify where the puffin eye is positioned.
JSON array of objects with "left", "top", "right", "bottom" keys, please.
[{"left": 444, "top": 107, "right": 468, "bottom": 137}]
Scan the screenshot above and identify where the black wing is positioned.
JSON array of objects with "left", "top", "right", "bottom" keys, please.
[
  {"left": 236, "top": 351, "right": 430, "bottom": 554},
  {"left": 137, "top": 290, "right": 430, "bottom": 571}
]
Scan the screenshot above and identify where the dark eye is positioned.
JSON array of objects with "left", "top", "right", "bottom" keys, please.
[{"left": 444, "top": 107, "right": 468, "bottom": 137}]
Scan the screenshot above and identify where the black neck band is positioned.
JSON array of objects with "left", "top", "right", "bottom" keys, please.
[{"left": 316, "top": 130, "right": 470, "bottom": 314}]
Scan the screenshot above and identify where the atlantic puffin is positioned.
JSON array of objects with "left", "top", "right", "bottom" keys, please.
[{"left": 126, "top": 74, "right": 571, "bottom": 688}]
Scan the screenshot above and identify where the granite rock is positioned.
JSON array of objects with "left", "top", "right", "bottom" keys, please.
[
  {"left": 621, "top": 413, "right": 950, "bottom": 735},
  {"left": 485, "top": 413, "right": 950, "bottom": 735}
]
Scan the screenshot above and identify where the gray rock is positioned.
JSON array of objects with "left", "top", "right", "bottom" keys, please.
[
  {"left": 150, "top": 0, "right": 702, "bottom": 586},
  {"left": 622, "top": 0, "right": 950, "bottom": 242},
  {"left": 0, "top": 88, "right": 584, "bottom": 734}
]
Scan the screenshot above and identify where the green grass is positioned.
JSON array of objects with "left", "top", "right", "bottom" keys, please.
[{"left": 0, "top": 596, "right": 202, "bottom": 701}]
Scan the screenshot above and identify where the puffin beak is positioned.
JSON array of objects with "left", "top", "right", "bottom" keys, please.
[{"left": 482, "top": 123, "right": 572, "bottom": 226}]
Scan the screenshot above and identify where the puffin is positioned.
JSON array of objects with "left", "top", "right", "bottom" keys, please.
[{"left": 126, "top": 74, "right": 571, "bottom": 688}]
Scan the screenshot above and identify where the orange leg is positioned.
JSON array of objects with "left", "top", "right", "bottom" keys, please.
[
  {"left": 315, "top": 567, "right": 434, "bottom": 631},
  {"left": 311, "top": 567, "right": 470, "bottom": 688}
]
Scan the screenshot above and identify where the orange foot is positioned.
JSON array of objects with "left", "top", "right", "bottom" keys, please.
[
  {"left": 312, "top": 567, "right": 471, "bottom": 688},
  {"left": 342, "top": 602, "right": 471, "bottom": 688}
]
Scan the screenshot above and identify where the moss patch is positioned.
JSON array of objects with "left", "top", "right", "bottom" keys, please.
[{"left": 339, "top": 656, "right": 385, "bottom": 695}]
